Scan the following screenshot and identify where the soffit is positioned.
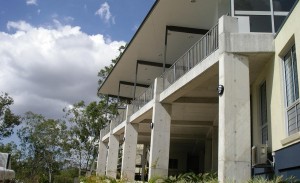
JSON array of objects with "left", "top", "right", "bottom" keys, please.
[{"left": 99, "top": 0, "right": 219, "bottom": 99}]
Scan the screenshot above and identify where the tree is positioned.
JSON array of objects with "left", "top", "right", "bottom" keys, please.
[
  {"left": 63, "top": 100, "right": 115, "bottom": 176},
  {"left": 97, "top": 45, "right": 125, "bottom": 91},
  {"left": 0, "top": 92, "right": 20, "bottom": 140},
  {"left": 17, "top": 112, "right": 69, "bottom": 183}
]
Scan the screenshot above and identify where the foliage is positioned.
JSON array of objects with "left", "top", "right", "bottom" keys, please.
[
  {"left": 97, "top": 45, "right": 125, "bottom": 90},
  {"left": 80, "top": 175, "right": 126, "bottom": 183},
  {"left": 17, "top": 111, "right": 69, "bottom": 183},
  {"left": 53, "top": 168, "right": 78, "bottom": 183},
  {"left": 0, "top": 92, "right": 20, "bottom": 140},
  {"left": 161, "top": 172, "right": 217, "bottom": 183},
  {"left": 63, "top": 100, "right": 115, "bottom": 176}
]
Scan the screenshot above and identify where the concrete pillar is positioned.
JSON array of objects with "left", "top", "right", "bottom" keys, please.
[
  {"left": 204, "top": 138, "right": 212, "bottom": 172},
  {"left": 149, "top": 78, "right": 172, "bottom": 179},
  {"left": 106, "top": 121, "right": 120, "bottom": 178},
  {"left": 96, "top": 130, "right": 108, "bottom": 176},
  {"left": 218, "top": 52, "right": 251, "bottom": 182},
  {"left": 121, "top": 105, "right": 139, "bottom": 181}
]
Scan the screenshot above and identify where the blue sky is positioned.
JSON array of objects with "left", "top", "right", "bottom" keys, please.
[
  {"left": 0, "top": 0, "right": 154, "bottom": 41},
  {"left": 0, "top": 0, "right": 155, "bottom": 127}
]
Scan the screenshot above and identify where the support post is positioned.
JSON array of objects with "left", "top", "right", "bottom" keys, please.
[
  {"left": 148, "top": 78, "right": 171, "bottom": 179},
  {"left": 106, "top": 121, "right": 120, "bottom": 178},
  {"left": 218, "top": 52, "right": 251, "bottom": 182},
  {"left": 121, "top": 105, "right": 139, "bottom": 181},
  {"left": 96, "top": 130, "right": 108, "bottom": 176}
]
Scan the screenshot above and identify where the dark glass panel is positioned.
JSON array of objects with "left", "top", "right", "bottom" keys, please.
[
  {"left": 274, "top": 15, "right": 286, "bottom": 32},
  {"left": 235, "top": 0, "right": 270, "bottom": 11},
  {"left": 249, "top": 15, "right": 272, "bottom": 32},
  {"left": 273, "top": 0, "right": 297, "bottom": 11}
]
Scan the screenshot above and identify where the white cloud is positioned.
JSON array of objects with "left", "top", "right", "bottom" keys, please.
[
  {"left": 0, "top": 20, "right": 125, "bottom": 119},
  {"left": 26, "top": 0, "right": 37, "bottom": 5},
  {"left": 7, "top": 21, "right": 33, "bottom": 31},
  {"left": 95, "top": 2, "right": 115, "bottom": 25}
]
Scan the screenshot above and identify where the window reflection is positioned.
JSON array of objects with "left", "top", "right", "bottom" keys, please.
[{"left": 234, "top": 0, "right": 270, "bottom": 11}]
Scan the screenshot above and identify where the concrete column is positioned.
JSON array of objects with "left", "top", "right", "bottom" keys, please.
[
  {"left": 106, "top": 121, "right": 120, "bottom": 178},
  {"left": 96, "top": 130, "right": 108, "bottom": 176},
  {"left": 121, "top": 105, "right": 139, "bottom": 181},
  {"left": 218, "top": 53, "right": 251, "bottom": 182},
  {"left": 149, "top": 78, "right": 172, "bottom": 179},
  {"left": 204, "top": 138, "right": 212, "bottom": 172}
]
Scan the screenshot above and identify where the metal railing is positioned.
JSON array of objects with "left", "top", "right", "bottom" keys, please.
[
  {"left": 132, "top": 83, "right": 155, "bottom": 113},
  {"left": 112, "top": 109, "right": 127, "bottom": 129},
  {"left": 162, "top": 23, "right": 219, "bottom": 89}
]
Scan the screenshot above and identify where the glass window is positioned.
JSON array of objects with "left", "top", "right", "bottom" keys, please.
[
  {"left": 284, "top": 45, "right": 300, "bottom": 135},
  {"left": 234, "top": 0, "right": 270, "bottom": 11},
  {"left": 260, "top": 82, "right": 268, "bottom": 144},
  {"left": 249, "top": 15, "right": 272, "bottom": 32},
  {"left": 273, "top": 0, "right": 297, "bottom": 11},
  {"left": 284, "top": 45, "right": 298, "bottom": 107},
  {"left": 274, "top": 15, "right": 287, "bottom": 32}
]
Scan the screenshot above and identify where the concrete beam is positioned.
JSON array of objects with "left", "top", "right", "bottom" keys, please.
[
  {"left": 174, "top": 97, "right": 218, "bottom": 104},
  {"left": 171, "top": 120, "right": 213, "bottom": 127}
]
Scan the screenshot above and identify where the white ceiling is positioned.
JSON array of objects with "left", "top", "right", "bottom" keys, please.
[{"left": 99, "top": 0, "right": 222, "bottom": 99}]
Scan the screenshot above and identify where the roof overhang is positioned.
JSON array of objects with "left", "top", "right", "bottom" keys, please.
[{"left": 99, "top": 0, "right": 228, "bottom": 99}]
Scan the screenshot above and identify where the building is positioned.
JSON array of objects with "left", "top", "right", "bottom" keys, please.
[{"left": 96, "top": 0, "right": 300, "bottom": 182}]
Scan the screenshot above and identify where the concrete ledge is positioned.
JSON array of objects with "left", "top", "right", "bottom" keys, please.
[
  {"left": 112, "top": 121, "right": 126, "bottom": 135},
  {"left": 281, "top": 132, "right": 300, "bottom": 146},
  {"left": 219, "top": 33, "right": 275, "bottom": 54},
  {"left": 129, "top": 100, "right": 154, "bottom": 123},
  {"left": 160, "top": 49, "right": 220, "bottom": 103},
  {"left": 102, "top": 134, "right": 110, "bottom": 142}
]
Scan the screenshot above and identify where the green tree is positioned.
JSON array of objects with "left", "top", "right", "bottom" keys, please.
[
  {"left": 97, "top": 45, "right": 125, "bottom": 89},
  {"left": 0, "top": 92, "right": 20, "bottom": 140},
  {"left": 17, "top": 112, "right": 69, "bottom": 183},
  {"left": 63, "top": 100, "right": 115, "bottom": 176}
]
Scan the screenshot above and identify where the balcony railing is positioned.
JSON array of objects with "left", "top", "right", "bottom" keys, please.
[
  {"left": 112, "top": 109, "right": 127, "bottom": 129},
  {"left": 162, "top": 23, "right": 219, "bottom": 89},
  {"left": 132, "top": 83, "right": 154, "bottom": 113}
]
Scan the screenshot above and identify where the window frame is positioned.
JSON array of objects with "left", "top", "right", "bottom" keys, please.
[
  {"left": 283, "top": 44, "right": 299, "bottom": 136},
  {"left": 259, "top": 81, "right": 268, "bottom": 144}
]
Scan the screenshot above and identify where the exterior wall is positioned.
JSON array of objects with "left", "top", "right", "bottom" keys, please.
[
  {"left": 273, "top": 0, "right": 300, "bottom": 151},
  {"left": 251, "top": 1, "right": 300, "bottom": 179}
]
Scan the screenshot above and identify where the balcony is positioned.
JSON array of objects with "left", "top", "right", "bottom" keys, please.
[
  {"left": 132, "top": 83, "right": 154, "bottom": 114},
  {"left": 162, "top": 23, "right": 219, "bottom": 90},
  {"left": 101, "top": 22, "right": 219, "bottom": 137}
]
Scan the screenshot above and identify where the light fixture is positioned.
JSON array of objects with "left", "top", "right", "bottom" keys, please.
[
  {"left": 150, "top": 122, "right": 154, "bottom": 129},
  {"left": 218, "top": 85, "right": 224, "bottom": 96}
]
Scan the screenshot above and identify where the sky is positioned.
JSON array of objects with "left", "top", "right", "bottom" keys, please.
[{"left": 0, "top": 0, "right": 155, "bottom": 122}]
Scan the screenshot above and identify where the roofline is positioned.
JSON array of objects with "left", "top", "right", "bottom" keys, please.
[
  {"left": 97, "top": 0, "right": 160, "bottom": 95},
  {"left": 274, "top": 0, "right": 299, "bottom": 38}
]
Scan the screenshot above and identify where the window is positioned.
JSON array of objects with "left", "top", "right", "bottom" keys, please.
[
  {"left": 234, "top": 0, "right": 270, "bottom": 11},
  {"left": 260, "top": 82, "right": 268, "bottom": 144},
  {"left": 284, "top": 45, "right": 300, "bottom": 135},
  {"left": 273, "top": 0, "right": 297, "bottom": 11}
]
